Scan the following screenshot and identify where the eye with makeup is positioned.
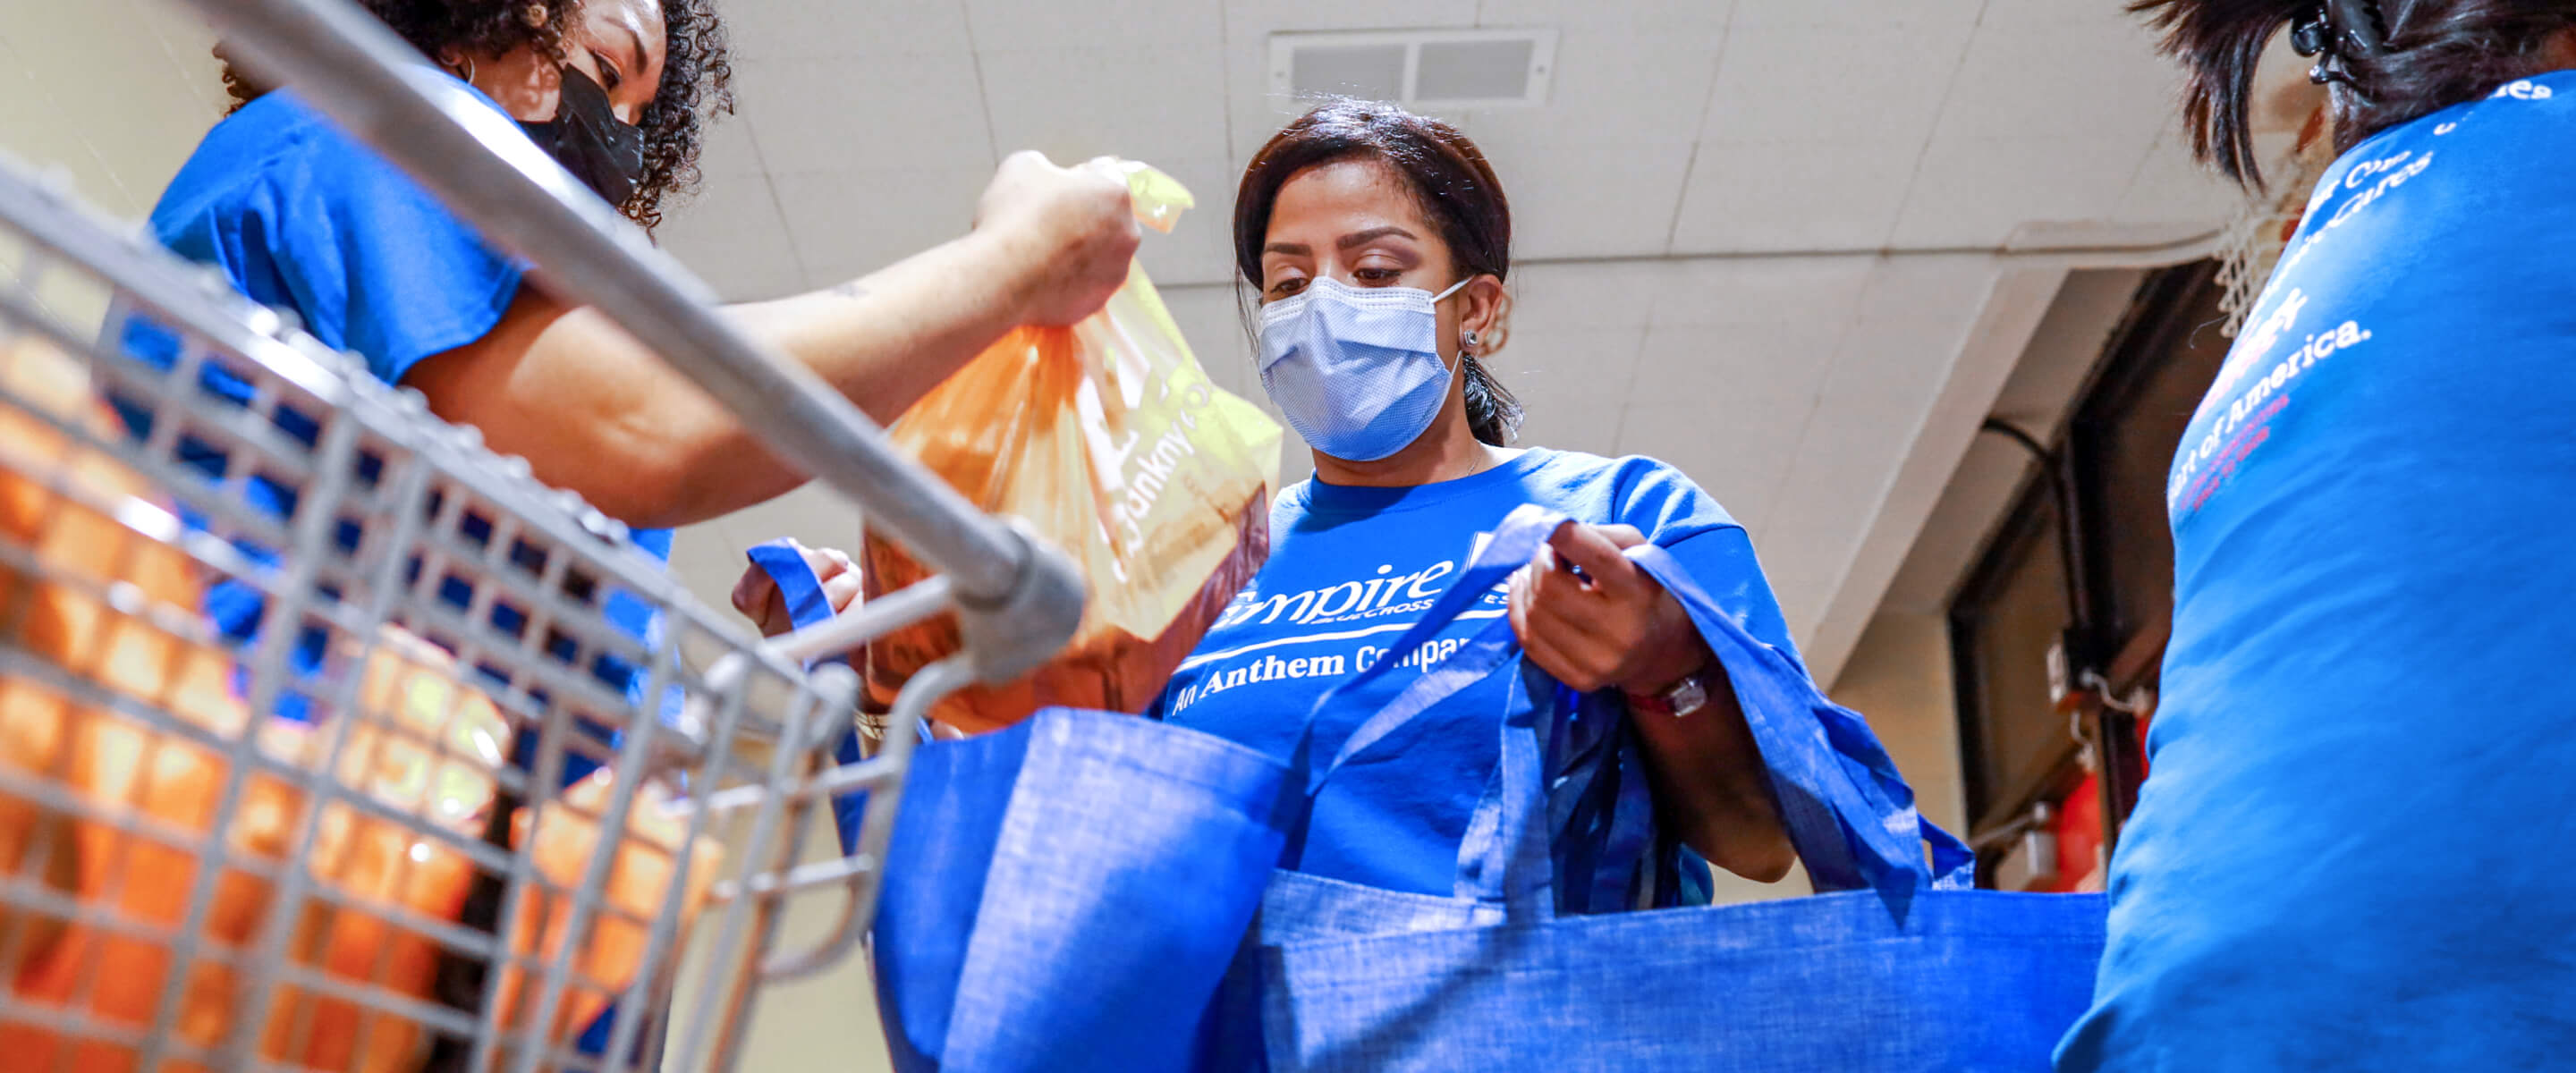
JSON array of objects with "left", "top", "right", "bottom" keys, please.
[
  {"left": 1264, "top": 272, "right": 1310, "bottom": 300},
  {"left": 588, "top": 47, "right": 624, "bottom": 91}
]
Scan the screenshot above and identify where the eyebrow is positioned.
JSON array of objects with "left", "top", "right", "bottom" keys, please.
[
  {"left": 1261, "top": 225, "right": 1422, "bottom": 258},
  {"left": 614, "top": 18, "right": 649, "bottom": 77}
]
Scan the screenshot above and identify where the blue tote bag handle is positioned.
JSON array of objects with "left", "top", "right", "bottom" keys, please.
[
  {"left": 1288, "top": 505, "right": 1596, "bottom": 918},
  {"left": 1292, "top": 504, "right": 1971, "bottom": 923},
  {"left": 741, "top": 541, "right": 902, "bottom": 849},
  {"left": 1624, "top": 544, "right": 1975, "bottom": 908}
]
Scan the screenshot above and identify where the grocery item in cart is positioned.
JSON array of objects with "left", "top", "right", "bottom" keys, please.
[
  {"left": 0, "top": 333, "right": 717, "bottom": 1069},
  {"left": 503, "top": 766, "right": 723, "bottom": 1049},
  {"left": 861, "top": 163, "right": 1283, "bottom": 734}
]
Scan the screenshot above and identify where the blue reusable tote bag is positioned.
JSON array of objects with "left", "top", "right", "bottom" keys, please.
[
  {"left": 744, "top": 543, "right": 1292, "bottom": 1073},
  {"left": 1247, "top": 506, "right": 2108, "bottom": 1073}
]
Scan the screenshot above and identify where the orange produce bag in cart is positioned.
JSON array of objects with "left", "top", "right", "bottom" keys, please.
[{"left": 862, "top": 164, "right": 1283, "bottom": 734}]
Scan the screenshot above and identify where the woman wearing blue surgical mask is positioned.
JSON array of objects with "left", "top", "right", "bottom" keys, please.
[{"left": 1147, "top": 100, "right": 1798, "bottom": 896}]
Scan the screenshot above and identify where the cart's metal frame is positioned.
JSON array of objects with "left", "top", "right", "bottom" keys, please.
[{"left": 0, "top": 0, "right": 1084, "bottom": 1069}]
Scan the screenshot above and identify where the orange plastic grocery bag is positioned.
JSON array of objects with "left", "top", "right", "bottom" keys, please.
[{"left": 862, "top": 164, "right": 1283, "bottom": 735}]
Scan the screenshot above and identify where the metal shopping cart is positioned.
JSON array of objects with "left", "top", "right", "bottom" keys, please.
[{"left": 0, "top": 0, "right": 1084, "bottom": 1069}]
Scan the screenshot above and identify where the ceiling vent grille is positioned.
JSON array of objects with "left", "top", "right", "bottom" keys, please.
[{"left": 1269, "top": 29, "right": 1557, "bottom": 109}]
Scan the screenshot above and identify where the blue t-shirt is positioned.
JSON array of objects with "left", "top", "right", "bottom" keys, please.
[
  {"left": 134, "top": 82, "right": 674, "bottom": 745},
  {"left": 1152, "top": 448, "right": 1800, "bottom": 897},
  {"left": 140, "top": 80, "right": 673, "bottom": 1056},
  {"left": 2060, "top": 73, "right": 2576, "bottom": 1070}
]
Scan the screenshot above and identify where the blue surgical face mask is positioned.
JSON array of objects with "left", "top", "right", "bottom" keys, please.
[{"left": 1257, "top": 275, "right": 1472, "bottom": 462}]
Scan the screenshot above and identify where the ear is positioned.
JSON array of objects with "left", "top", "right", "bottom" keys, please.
[{"left": 1458, "top": 274, "right": 1513, "bottom": 359}]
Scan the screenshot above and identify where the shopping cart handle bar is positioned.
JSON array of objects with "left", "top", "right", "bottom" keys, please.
[{"left": 178, "top": 0, "right": 1084, "bottom": 682}]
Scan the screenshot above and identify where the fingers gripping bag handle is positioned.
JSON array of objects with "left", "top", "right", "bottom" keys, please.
[
  {"left": 742, "top": 541, "right": 905, "bottom": 851},
  {"left": 1623, "top": 544, "right": 1974, "bottom": 915}
]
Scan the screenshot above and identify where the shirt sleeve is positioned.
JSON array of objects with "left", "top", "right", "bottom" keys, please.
[{"left": 267, "top": 124, "right": 528, "bottom": 386}]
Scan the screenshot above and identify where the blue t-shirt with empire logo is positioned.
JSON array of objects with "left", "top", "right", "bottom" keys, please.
[
  {"left": 2060, "top": 74, "right": 2576, "bottom": 1070},
  {"left": 1150, "top": 448, "right": 1800, "bottom": 897}
]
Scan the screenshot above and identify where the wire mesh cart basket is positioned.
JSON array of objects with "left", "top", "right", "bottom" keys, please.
[{"left": 0, "top": 0, "right": 1085, "bottom": 1069}]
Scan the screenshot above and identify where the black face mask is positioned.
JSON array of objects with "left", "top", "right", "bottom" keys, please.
[{"left": 520, "top": 65, "right": 647, "bottom": 207}]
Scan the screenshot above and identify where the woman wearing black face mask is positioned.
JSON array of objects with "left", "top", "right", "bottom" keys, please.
[{"left": 138, "top": 0, "right": 1138, "bottom": 1060}]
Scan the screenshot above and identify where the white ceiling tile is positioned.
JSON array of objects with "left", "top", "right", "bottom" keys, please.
[
  {"left": 0, "top": 0, "right": 221, "bottom": 218},
  {"left": 1977, "top": 0, "right": 2157, "bottom": 30},
  {"left": 1758, "top": 314, "right": 1962, "bottom": 562},
  {"left": 655, "top": 180, "right": 809, "bottom": 302},
  {"left": 1133, "top": 156, "right": 1245, "bottom": 288},
  {"left": 966, "top": 0, "right": 1223, "bottom": 50},
  {"left": 770, "top": 166, "right": 990, "bottom": 287},
  {"left": 691, "top": 113, "right": 769, "bottom": 178},
  {"left": 1478, "top": 0, "right": 1733, "bottom": 28},
  {"left": 1623, "top": 317, "right": 1839, "bottom": 418},
  {"left": 1505, "top": 261, "right": 1660, "bottom": 332},
  {"left": 1726, "top": 0, "right": 1982, "bottom": 29},
  {"left": 1238, "top": 0, "right": 1485, "bottom": 35},
  {"left": 979, "top": 45, "right": 1231, "bottom": 165},
  {"left": 1648, "top": 255, "right": 1875, "bottom": 327},
  {"left": 1854, "top": 253, "right": 2004, "bottom": 324},
  {"left": 1929, "top": 25, "right": 2180, "bottom": 147},
  {"left": 1483, "top": 133, "right": 1696, "bottom": 260},
  {"left": 1223, "top": 0, "right": 1487, "bottom": 161},
  {"left": 732, "top": 56, "right": 994, "bottom": 175},
  {"left": 1537, "top": 27, "right": 1724, "bottom": 139},
  {"left": 1614, "top": 400, "right": 1798, "bottom": 536},
  {"left": 132, "top": 0, "right": 226, "bottom": 119},
  {"left": 1702, "top": 21, "right": 1974, "bottom": 145},
  {"left": 1512, "top": 398, "right": 1627, "bottom": 459},
  {"left": 978, "top": 46, "right": 1231, "bottom": 166},
  {"left": 1669, "top": 138, "right": 1925, "bottom": 253},
  {"left": 1493, "top": 325, "right": 1647, "bottom": 435},
  {"left": 724, "top": 0, "right": 972, "bottom": 60},
  {"left": 1887, "top": 134, "right": 2155, "bottom": 249},
  {"left": 2114, "top": 131, "right": 2246, "bottom": 228}
]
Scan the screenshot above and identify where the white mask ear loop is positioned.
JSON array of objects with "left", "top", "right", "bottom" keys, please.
[{"left": 1436, "top": 276, "right": 1477, "bottom": 361}]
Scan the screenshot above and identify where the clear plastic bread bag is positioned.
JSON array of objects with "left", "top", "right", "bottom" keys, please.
[{"left": 861, "top": 163, "right": 1284, "bottom": 734}]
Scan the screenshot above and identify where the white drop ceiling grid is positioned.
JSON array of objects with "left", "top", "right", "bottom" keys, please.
[{"left": 0, "top": 0, "right": 2270, "bottom": 682}]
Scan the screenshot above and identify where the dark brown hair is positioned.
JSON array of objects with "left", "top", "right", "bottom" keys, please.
[
  {"left": 2135, "top": 0, "right": 2576, "bottom": 187},
  {"left": 1234, "top": 98, "right": 1524, "bottom": 447},
  {"left": 216, "top": 0, "right": 733, "bottom": 232}
]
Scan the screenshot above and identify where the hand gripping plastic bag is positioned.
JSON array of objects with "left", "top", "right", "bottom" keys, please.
[{"left": 862, "top": 163, "right": 1283, "bottom": 735}]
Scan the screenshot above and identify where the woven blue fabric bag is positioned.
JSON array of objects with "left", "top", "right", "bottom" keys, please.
[
  {"left": 745, "top": 542, "right": 1291, "bottom": 1073},
  {"left": 1238, "top": 506, "right": 2108, "bottom": 1072}
]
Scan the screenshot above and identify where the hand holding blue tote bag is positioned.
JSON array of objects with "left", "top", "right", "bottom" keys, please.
[
  {"left": 1243, "top": 505, "right": 2109, "bottom": 1073},
  {"left": 744, "top": 542, "right": 1292, "bottom": 1073}
]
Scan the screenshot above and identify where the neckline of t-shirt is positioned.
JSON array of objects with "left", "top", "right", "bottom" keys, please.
[
  {"left": 1294, "top": 448, "right": 1553, "bottom": 517},
  {"left": 2317, "top": 66, "right": 2576, "bottom": 190}
]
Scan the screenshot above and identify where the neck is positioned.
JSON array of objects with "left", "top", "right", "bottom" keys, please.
[{"left": 1309, "top": 404, "right": 1501, "bottom": 488}]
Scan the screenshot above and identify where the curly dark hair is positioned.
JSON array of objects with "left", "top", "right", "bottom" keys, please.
[{"left": 217, "top": 0, "right": 733, "bottom": 231}]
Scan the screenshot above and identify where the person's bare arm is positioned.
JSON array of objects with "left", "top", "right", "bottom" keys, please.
[
  {"left": 404, "top": 151, "right": 1139, "bottom": 530},
  {"left": 1508, "top": 524, "right": 1796, "bottom": 883}
]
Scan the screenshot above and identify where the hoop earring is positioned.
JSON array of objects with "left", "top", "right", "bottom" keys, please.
[{"left": 453, "top": 55, "right": 477, "bottom": 85}]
